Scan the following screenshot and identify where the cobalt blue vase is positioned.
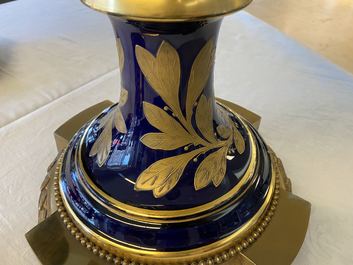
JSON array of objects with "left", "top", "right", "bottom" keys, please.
[{"left": 52, "top": 1, "right": 283, "bottom": 264}]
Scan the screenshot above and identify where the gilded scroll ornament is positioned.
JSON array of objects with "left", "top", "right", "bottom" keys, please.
[{"left": 135, "top": 40, "right": 246, "bottom": 198}]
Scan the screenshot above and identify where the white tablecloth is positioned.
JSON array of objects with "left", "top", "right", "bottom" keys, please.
[
  {"left": 1, "top": 0, "right": 353, "bottom": 264},
  {"left": 0, "top": 0, "right": 117, "bottom": 127}
]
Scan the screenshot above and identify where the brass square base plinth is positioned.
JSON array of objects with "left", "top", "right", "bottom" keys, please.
[{"left": 26, "top": 99, "right": 310, "bottom": 265}]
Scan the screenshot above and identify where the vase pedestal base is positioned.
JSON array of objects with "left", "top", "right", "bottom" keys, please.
[{"left": 26, "top": 99, "right": 310, "bottom": 265}]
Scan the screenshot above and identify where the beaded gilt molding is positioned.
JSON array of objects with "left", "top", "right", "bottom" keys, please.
[{"left": 51, "top": 150, "right": 281, "bottom": 265}]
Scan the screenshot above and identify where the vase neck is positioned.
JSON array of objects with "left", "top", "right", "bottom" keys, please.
[{"left": 109, "top": 17, "right": 222, "bottom": 119}]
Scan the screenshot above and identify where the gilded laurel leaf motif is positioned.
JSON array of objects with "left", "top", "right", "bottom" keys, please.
[
  {"left": 194, "top": 146, "right": 228, "bottom": 190},
  {"left": 116, "top": 38, "right": 124, "bottom": 71},
  {"left": 90, "top": 122, "right": 113, "bottom": 167},
  {"left": 89, "top": 88, "right": 128, "bottom": 166},
  {"left": 212, "top": 146, "right": 228, "bottom": 187},
  {"left": 119, "top": 87, "right": 128, "bottom": 105},
  {"left": 136, "top": 42, "right": 182, "bottom": 118},
  {"left": 186, "top": 39, "right": 215, "bottom": 121},
  {"left": 217, "top": 107, "right": 233, "bottom": 129},
  {"left": 217, "top": 107, "right": 245, "bottom": 154},
  {"left": 140, "top": 133, "right": 193, "bottom": 151},
  {"left": 196, "top": 95, "right": 217, "bottom": 143},
  {"left": 153, "top": 169, "right": 182, "bottom": 198},
  {"left": 135, "top": 149, "right": 203, "bottom": 198},
  {"left": 194, "top": 155, "right": 214, "bottom": 190},
  {"left": 233, "top": 126, "right": 245, "bottom": 154},
  {"left": 216, "top": 125, "right": 232, "bottom": 139},
  {"left": 143, "top": 102, "right": 191, "bottom": 139},
  {"left": 136, "top": 40, "right": 245, "bottom": 197},
  {"left": 114, "top": 108, "right": 127, "bottom": 134}
]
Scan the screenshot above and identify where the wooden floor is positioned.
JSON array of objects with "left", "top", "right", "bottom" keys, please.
[{"left": 246, "top": 0, "right": 353, "bottom": 74}]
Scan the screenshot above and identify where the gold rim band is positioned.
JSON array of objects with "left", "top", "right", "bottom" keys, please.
[
  {"left": 55, "top": 149, "right": 280, "bottom": 264},
  {"left": 81, "top": 0, "right": 252, "bottom": 22},
  {"left": 77, "top": 110, "right": 258, "bottom": 221}
]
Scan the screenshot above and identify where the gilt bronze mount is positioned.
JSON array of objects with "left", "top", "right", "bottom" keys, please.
[{"left": 27, "top": 1, "right": 310, "bottom": 264}]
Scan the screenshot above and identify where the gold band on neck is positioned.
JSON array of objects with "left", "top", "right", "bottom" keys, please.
[{"left": 81, "top": 0, "right": 252, "bottom": 22}]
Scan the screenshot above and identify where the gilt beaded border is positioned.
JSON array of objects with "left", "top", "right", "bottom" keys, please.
[{"left": 53, "top": 151, "right": 280, "bottom": 265}]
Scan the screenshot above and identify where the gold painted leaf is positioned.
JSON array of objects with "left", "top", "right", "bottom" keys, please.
[
  {"left": 140, "top": 133, "right": 191, "bottom": 150},
  {"left": 195, "top": 95, "right": 217, "bottom": 143},
  {"left": 135, "top": 149, "right": 201, "bottom": 198},
  {"left": 216, "top": 125, "right": 232, "bottom": 139},
  {"left": 98, "top": 109, "right": 113, "bottom": 130},
  {"left": 194, "top": 146, "right": 228, "bottom": 190},
  {"left": 114, "top": 109, "right": 127, "bottom": 133},
  {"left": 212, "top": 147, "right": 228, "bottom": 187},
  {"left": 233, "top": 126, "right": 245, "bottom": 154},
  {"left": 216, "top": 107, "right": 234, "bottom": 137},
  {"left": 194, "top": 162, "right": 213, "bottom": 191},
  {"left": 91, "top": 91, "right": 128, "bottom": 167},
  {"left": 89, "top": 122, "right": 113, "bottom": 167},
  {"left": 186, "top": 39, "right": 215, "bottom": 120},
  {"left": 135, "top": 42, "right": 181, "bottom": 116},
  {"left": 153, "top": 168, "right": 182, "bottom": 198},
  {"left": 216, "top": 107, "right": 232, "bottom": 126},
  {"left": 119, "top": 88, "right": 128, "bottom": 106},
  {"left": 143, "top": 101, "right": 191, "bottom": 139},
  {"left": 116, "top": 38, "right": 124, "bottom": 71},
  {"left": 91, "top": 114, "right": 112, "bottom": 154}
]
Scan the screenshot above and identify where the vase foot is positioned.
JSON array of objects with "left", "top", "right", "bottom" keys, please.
[{"left": 27, "top": 99, "right": 310, "bottom": 265}]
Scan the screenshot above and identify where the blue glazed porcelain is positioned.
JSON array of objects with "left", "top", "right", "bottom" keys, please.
[
  {"left": 58, "top": 11, "right": 274, "bottom": 261},
  {"left": 60, "top": 122, "right": 271, "bottom": 251},
  {"left": 81, "top": 18, "right": 254, "bottom": 210}
]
